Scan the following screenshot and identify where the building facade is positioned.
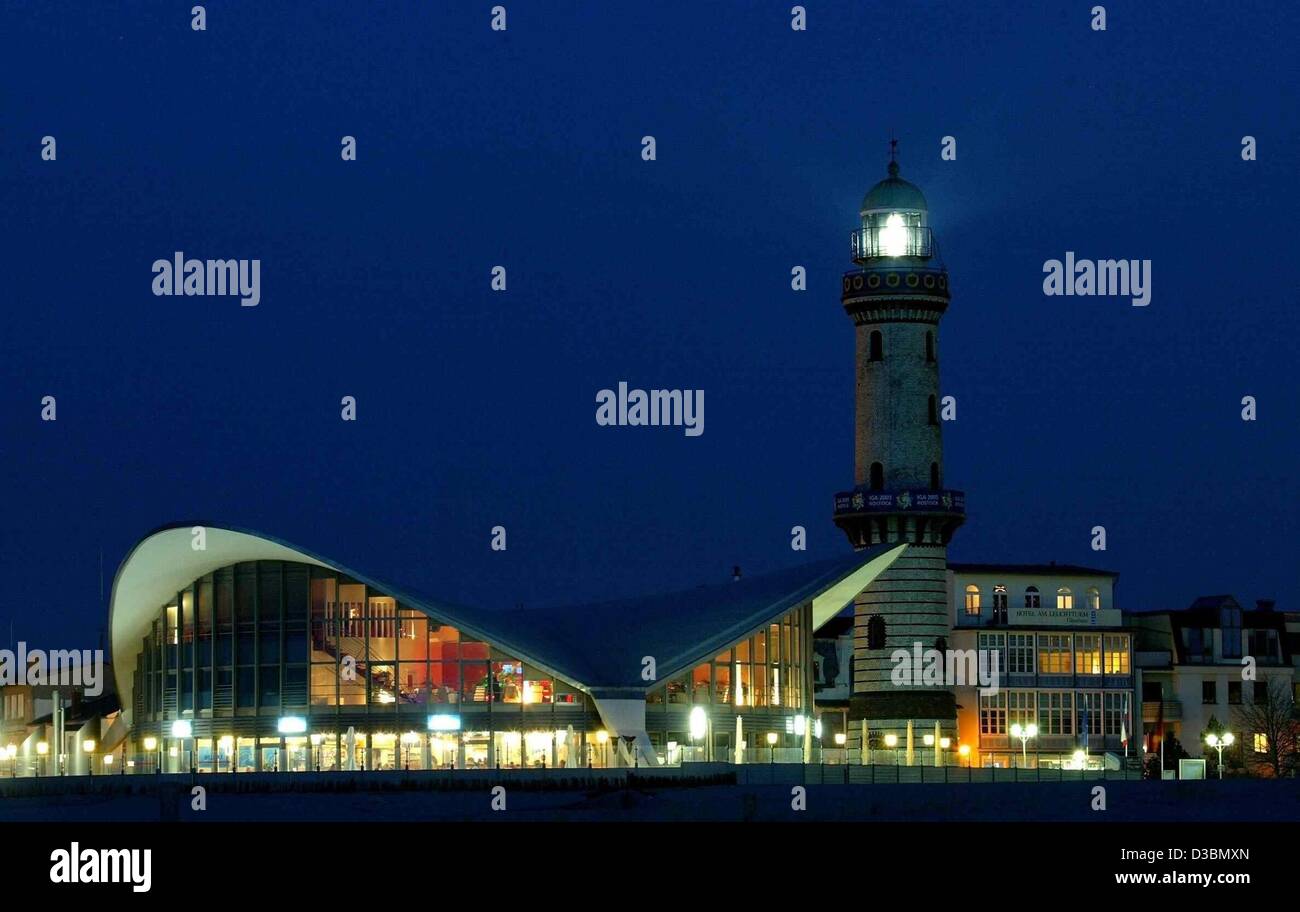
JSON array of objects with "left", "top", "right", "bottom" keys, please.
[
  {"left": 948, "top": 564, "right": 1135, "bottom": 768},
  {"left": 107, "top": 524, "right": 904, "bottom": 774},
  {"left": 1131, "top": 596, "right": 1295, "bottom": 768}
]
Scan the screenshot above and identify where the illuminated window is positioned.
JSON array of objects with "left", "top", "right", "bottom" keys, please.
[
  {"left": 1103, "top": 635, "right": 1130, "bottom": 675},
  {"left": 1056, "top": 587, "right": 1073, "bottom": 610},
  {"left": 964, "top": 585, "right": 981, "bottom": 615},
  {"left": 1253, "top": 733, "right": 1268, "bottom": 754},
  {"left": 1038, "top": 635, "right": 1073, "bottom": 675},
  {"left": 1075, "top": 635, "right": 1101, "bottom": 675},
  {"left": 1087, "top": 586, "right": 1101, "bottom": 611},
  {"left": 1024, "top": 586, "right": 1040, "bottom": 609}
]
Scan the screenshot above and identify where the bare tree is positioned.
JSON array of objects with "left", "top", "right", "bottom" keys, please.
[{"left": 1232, "top": 677, "right": 1299, "bottom": 777}]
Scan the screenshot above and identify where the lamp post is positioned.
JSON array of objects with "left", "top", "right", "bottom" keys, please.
[
  {"left": 1009, "top": 723, "right": 1038, "bottom": 768},
  {"left": 143, "top": 736, "right": 158, "bottom": 774},
  {"left": 1205, "top": 732, "right": 1234, "bottom": 779},
  {"left": 958, "top": 743, "right": 971, "bottom": 768},
  {"left": 596, "top": 730, "right": 609, "bottom": 768},
  {"left": 401, "top": 732, "right": 419, "bottom": 771},
  {"left": 37, "top": 741, "right": 48, "bottom": 777},
  {"left": 883, "top": 732, "right": 898, "bottom": 765},
  {"left": 82, "top": 739, "right": 96, "bottom": 777},
  {"left": 688, "top": 707, "right": 707, "bottom": 764},
  {"left": 310, "top": 733, "right": 323, "bottom": 771},
  {"left": 766, "top": 731, "right": 778, "bottom": 764}
]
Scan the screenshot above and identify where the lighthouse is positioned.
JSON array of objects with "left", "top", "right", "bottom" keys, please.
[{"left": 833, "top": 144, "right": 966, "bottom": 752}]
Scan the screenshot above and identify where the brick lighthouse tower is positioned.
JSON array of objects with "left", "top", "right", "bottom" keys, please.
[{"left": 833, "top": 144, "right": 966, "bottom": 752}]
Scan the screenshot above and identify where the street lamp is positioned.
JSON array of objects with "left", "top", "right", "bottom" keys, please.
[
  {"left": 37, "top": 741, "right": 48, "bottom": 777},
  {"left": 82, "top": 739, "right": 96, "bottom": 776},
  {"left": 310, "top": 733, "right": 323, "bottom": 771},
  {"left": 401, "top": 731, "right": 420, "bottom": 770},
  {"left": 766, "top": 731, "right": 778, "bottom": 764},
  {"left": 834, "top": 732, "right": 846, "bottom": 747},
  {"left": 143, "top": 736, "right": 158, "bottom": 774},
  {"left": 1205, "top": 732, "right": 1235, "bottom": 779},
  {"left": 1009, "top": 723, "right": 1037, "bottom": 767},
  {"left": 1072, "top": 749, "right": 1086, "bottom": 770},
  {"left": 958, "top": 743, "right": 971, "bottom": 767},
  {"left": 596, "top": 730, "right": 609, "bottom": 768},
  {"left": 688, "top": 706, "right": 707, "bottom": 762}
]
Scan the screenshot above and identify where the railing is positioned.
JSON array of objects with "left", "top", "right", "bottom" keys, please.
[
  {"left": 851, "top": 224, "right": 933, "bottom": 260},
  {"left": 834, "top": 487, "right": 966, "bottom": 515}
]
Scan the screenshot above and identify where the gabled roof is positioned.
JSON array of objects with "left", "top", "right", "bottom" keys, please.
[{"left": 109, "top": 523, "right": 905, "bottom": 708}]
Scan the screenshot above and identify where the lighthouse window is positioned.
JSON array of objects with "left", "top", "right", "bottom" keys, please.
[
  {"left": 866, "top": 615, "right": 886, "bottom": 650},
  {"left": 870, "top": 462, "right": 884, "bottom": 491},
  {"left": 927, "top": 395, "right": 938, "bottom": 425},
  {"left": 925, "top": 331, "right": 935, "bottom": 362},
  {"left": 868, "top": 330, "right": 883, "bottom": 362},
  {"left": 930, "top": 462, "right": 940, "bottom": 490}
]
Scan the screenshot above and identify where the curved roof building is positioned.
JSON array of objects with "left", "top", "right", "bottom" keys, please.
[{"left": 109, "top": 523, "right": 905, "bottom": 771}]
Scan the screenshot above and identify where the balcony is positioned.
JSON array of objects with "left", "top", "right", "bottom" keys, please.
[
  {"left": 851, "top": 224, "right": 933, "bottom": 261},
  {"left": 1142, "top": 700, "right": 1182, "bottom": 723},
  {"left": 833, "top": 487, "right": 965, "bottom": 517}
]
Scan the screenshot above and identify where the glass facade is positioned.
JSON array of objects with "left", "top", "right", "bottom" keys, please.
[
  {"left": 643, "top": 602, "right": 815, "bottom": 759},
  {"left": 129, "top": 560, "right": 821, "bottom": 771},
  {"left": 130, "top": 560, "right": 603, "bottom": 770}
]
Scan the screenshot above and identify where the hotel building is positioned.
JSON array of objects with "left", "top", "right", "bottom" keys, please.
[{"left": 949, "top": 563, "right": 1136, "bottom": 768}]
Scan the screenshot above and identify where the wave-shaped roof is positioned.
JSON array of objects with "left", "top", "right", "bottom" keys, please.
[{"left": 108, "top": 523, "right": 905, "bottom": 709}]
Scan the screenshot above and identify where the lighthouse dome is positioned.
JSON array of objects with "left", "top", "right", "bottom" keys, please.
[{"left": 861, "top": 160, "right": 928, "bottom": 215}]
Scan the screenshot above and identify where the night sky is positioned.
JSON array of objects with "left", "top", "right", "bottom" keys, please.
[{"left": 2, "top": 1, "right": 1296, "bottom": 650}]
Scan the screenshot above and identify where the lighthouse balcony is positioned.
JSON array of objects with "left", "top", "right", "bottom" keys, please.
[
  {"left": 851, "top": 224, "right": 933, "bottom": 261},
  {"left": 833, "top": 487, "right": 965, "bottom": 517}
]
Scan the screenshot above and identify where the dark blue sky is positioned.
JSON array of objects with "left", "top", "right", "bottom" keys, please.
[{"left": 2, "top": 1, "right": 1296, "bottom": 648}]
